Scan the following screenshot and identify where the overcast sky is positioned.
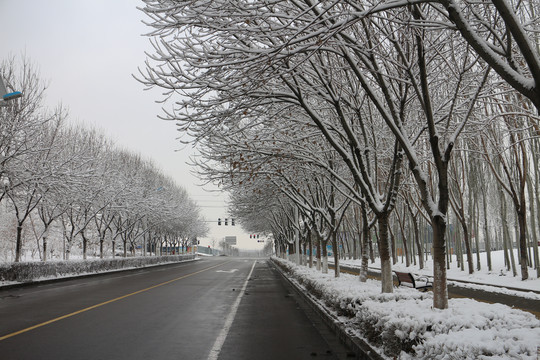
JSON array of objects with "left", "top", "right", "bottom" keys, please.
[{"left": 1, "top": 0, "right": 263, "bottom": 250}]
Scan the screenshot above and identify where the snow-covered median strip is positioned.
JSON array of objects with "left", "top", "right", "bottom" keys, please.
[
  {"left": 273, "top": 257, "right": 540, "bottom": 360},
  {"left": 0, "top": 255, "right": 197, "bottom": 286}
]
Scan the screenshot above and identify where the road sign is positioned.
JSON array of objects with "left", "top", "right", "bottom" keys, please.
[{"left": 225, "top": 236, "right": 237, "bottom": 245}]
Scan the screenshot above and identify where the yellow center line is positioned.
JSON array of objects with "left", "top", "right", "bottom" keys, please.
[{"left": 0, "top": 260, "right": 232, "bottom": 342}]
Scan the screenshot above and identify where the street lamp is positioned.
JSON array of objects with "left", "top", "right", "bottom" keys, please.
[{"left": 0, "top": 76, "right": 22, "bottom": 106}]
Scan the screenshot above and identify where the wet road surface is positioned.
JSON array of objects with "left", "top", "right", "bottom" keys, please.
[{"left": 0, "top": 258, "right": 348, "bottom": 360}]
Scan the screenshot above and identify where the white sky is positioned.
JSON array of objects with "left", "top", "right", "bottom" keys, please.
[{"left": 0, "top": 0, "right": 264, "bottom": 250}]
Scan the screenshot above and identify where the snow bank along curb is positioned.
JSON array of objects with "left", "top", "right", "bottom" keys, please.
[
  {"left": 270, "top": 258, "right": 384, "bottom": 360},
  {"left": 272, "top": 257, "right": 540, "bottom": 360},
  {"left": 0, "top": 255, "right": 197, "bottom": 286}
]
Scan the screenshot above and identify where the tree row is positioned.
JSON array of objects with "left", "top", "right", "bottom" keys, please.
[
  {"left": 138, "top": 0, "right": 539, "bottom": 309},
  {"left": 0, "top": 57, "right": 207, "bottom": 262}
]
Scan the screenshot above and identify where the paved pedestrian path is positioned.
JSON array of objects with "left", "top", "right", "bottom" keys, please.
[{"left": 328, "top": 263, "right": 540, "bottom": 319}]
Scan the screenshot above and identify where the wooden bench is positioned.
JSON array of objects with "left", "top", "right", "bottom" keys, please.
[{"left": 394, "top": 271, "right": 432, "bottom": 291}]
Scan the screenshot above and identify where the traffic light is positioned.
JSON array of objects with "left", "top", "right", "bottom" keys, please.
[
  {"left": 257, "top": 234, "right": 259, "bottom": 239},
  {"left": 231, "top": 218, "right": 235, "bottom": 226},
  {"left": 218, "top": 218, "right": 221, "bottom": 225},
  {"left": 249, "top": 234, "right": 252, "bottom": 239},
  {"left": 225, "top": 218, "right": 228, "bottom": 225}
]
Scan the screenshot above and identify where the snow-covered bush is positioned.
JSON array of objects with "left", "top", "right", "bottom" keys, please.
[
  {"left": 0, "top": 255, "right": 196, "bottom": 283},
  {"left": 272, "top": 257, "right": 540, "bottom": 359}
]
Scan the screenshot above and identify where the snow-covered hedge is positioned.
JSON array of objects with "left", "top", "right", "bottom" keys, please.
[
  {"left": 272, "top": 257, "right": 540, "bottom": 360},
  {"left": 0, "top": 255, "right": 196, "bottom": 283}
]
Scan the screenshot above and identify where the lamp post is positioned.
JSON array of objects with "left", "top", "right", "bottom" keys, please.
[{"left": 0, "top": 76, "right": 22, "bottom": 106}]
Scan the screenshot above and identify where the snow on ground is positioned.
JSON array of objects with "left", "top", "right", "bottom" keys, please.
[
  {"left": 0, "top": 255, "right": 199, "bottom": 288},
  {"left": 337, "top": 249, "right": 540, "bottom": 298},
  {"left": 274, "top": 254, "right": 540, "bottom": 359}
]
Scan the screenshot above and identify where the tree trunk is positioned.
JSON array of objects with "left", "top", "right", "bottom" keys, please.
[
  {"left": 322, "top": 242, "right": 328, "bottom": 274},
  {"left": 368, "top": 236, "right": 374, "bottom": 263},
  {"left": 461, "top": 217, "right": 473, "bottom": 274},
  {"left": 38, "top": 225, "right": 48, "bottom": 262},
  {"left": 303, "top": 241, "right": 307, "bottom": 266},
  {"left": 457, "top": 224, "right": 464, "bottom": 271},
  {"left": 15, "top": 225, "right": 23, "bottom": 262},
  {"left": 316, "top": 238, "right": 321, "bottom": 271},
  {"left": 502, "top": 196, "right": 517, "bottom": 276},
  {"left": 413, "top": 216, "right": 423, "bottom": 269},
  {"left": 452, "top": 202, "right": 474, "bottom": 274},
  {"left": 82, "top": 231, "right": 88, "bottom": 260},
  {"left": 378, "top": 213, "right": 393, "bottom": 293},
  {"left": 43, "top": 236, "right": 48, "bottom": 262},
  {"left": 332, "top": 232, "right": 340, "bottom": 278},
  {"left": 447, "top": 223, "right": 453, "bottom": 270},
  {"left": 432, "top": 216, "right": 449, "bottom": 309},
  {"left": 352, "top": 217, "right": 358, "bottom": 260},
  {"left": 517, "top": 205, "right": 529, "bottom": 280},
  {"left": 406, "top": 199, "right": 424, "bottom": 269},
  {"left": 308, "top": 230, "right": 313, "bottom": 268},
  {"left": 99, "top": 230, "right": 106, "bottom": 259},
  {"left": 65, "top": 235, "right": 72, "bottom": 261},
  {"left": 359, "top": 206, "right": 370, "bottom": 282},
  {"left": 397, "top": 208, "right": 410, "bottom": 267},
  {"left": 502, "top": 222, "right": 510, "bottom": 271},
  {"left": 288, "top": 242, "right": 293, "bottom": 262},
  {"left": 482, "top": 186, "right": 492, "bottom": 271},
  {"left": 533, "top": 142, "right": 540, "bottom": 277},
  {"left": 471, "top": 190, "right": 481, "bottom": 271},
  {"left": 389, "top": 225, "right": 397, "bottom": 265},
  {"left": 342, "top": 235, "right": 348, "bottom": 260}
]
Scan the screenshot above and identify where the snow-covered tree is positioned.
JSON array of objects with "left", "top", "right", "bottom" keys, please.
[{"left": 139, "top": 0, "right": 538, "bottom": 309}]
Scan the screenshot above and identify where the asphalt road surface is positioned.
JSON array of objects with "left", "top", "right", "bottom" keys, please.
[{"left": 0, "top": 258, "right": 350, "bottom": 360}]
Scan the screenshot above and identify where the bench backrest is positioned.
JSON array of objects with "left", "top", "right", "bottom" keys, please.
[{"left": 394, "top": 271, "right": 415, "bottom": 287}]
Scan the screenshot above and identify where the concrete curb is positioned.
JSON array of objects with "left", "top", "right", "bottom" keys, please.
[{"left": 270, "top": 259, "right": 385, "bottom": 360}]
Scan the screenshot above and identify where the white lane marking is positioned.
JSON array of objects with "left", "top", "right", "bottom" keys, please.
[
  {"left": 216, "top": 269, "right": 239, "bottom": 273},
  {"left": 207, "top": 260, "right": 257, "bottom": 360}
]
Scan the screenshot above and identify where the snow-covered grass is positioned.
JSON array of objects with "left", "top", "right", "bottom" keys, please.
[
  {"left": 273, "top": 256, "right": 540, "bottom": 359},
  {"left": 338, "top": 249, "right": 539, "bottom": 296}
]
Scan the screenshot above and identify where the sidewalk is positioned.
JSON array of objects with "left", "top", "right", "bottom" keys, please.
[{"left": 330, "top": 262, "right": 540, "bottom": 319}]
